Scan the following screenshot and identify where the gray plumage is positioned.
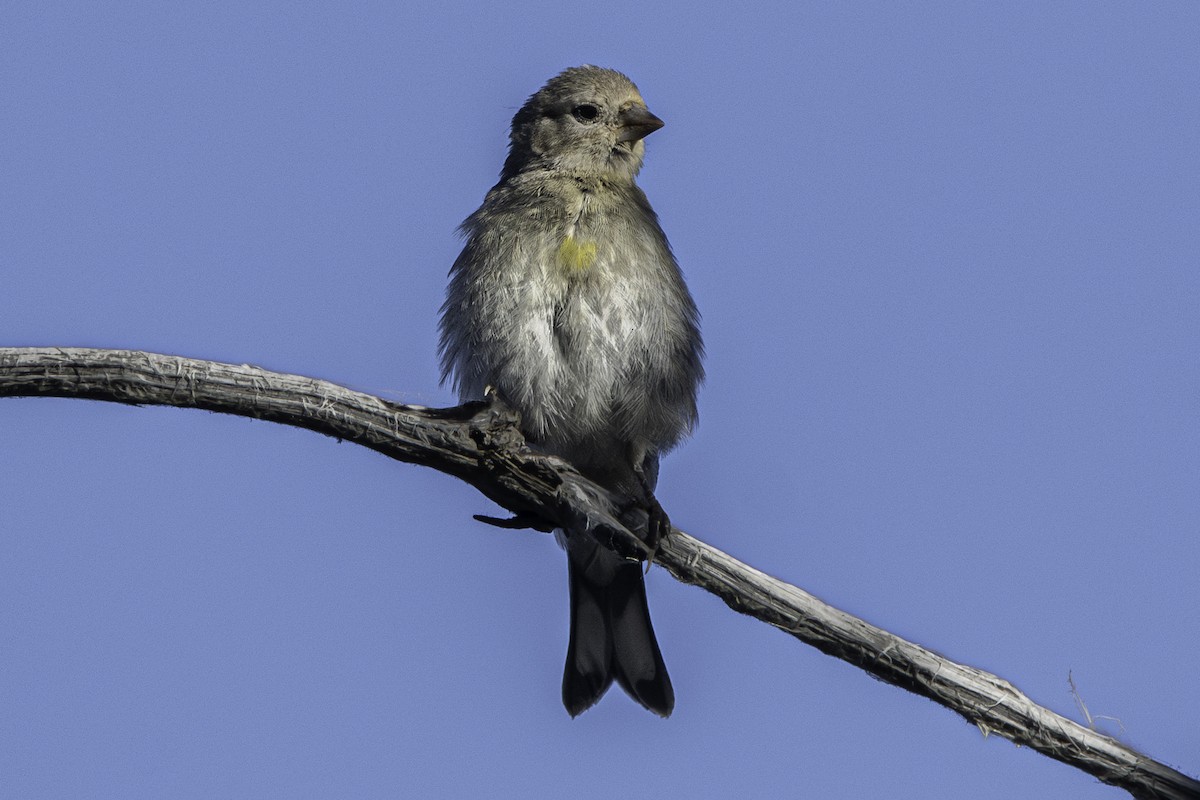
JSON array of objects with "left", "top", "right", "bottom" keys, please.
[{"left": 438, "top": 66, "right": 704, "bottom": 717}]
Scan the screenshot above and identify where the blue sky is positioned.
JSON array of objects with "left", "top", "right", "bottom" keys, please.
[{"left": 2, "top": 3, "right": 1197, "bottom": 798}]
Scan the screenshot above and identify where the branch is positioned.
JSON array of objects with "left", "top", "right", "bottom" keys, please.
[{"left": 2, "top": 346, "right": 1196, "bottom": 800}]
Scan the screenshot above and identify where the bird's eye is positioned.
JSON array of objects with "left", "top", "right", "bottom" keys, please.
[{"left": 571, "top": 104, "right": 600, "bottom": 123}]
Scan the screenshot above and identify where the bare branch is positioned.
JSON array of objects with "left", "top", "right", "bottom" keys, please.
[{"left": 2, "top": 346, "right": 1196, "bottom": 800}]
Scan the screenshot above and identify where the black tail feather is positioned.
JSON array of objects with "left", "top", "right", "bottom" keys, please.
[
  {"left": 562, "top": 554, "right": 673, "bottom": 718},
  {"left": 609, "top": 560, "right": 673, "bottom": 717}
]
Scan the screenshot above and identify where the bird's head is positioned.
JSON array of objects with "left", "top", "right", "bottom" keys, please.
[{"left": 501, "top": 66, "right": 664, "bottom": 182}]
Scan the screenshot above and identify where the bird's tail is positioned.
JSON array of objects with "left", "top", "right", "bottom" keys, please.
[{"left": 562, "top": 553, "right": 673, "bottom": 717}]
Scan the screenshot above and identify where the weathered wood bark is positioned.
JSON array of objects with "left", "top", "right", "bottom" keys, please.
[{"left": 2, "top": 346, "right": 1197, "bottom": 800}]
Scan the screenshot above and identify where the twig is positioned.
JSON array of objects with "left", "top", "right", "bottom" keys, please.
[{"left": 2, "top": 346, "right": 1196, "bottom": 800}]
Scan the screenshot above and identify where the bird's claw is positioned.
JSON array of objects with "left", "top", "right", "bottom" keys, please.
[
  {"left": 473, "top": 512, "right": 556, "bottom": 533},
  {"left": 640, "top": 491, "right": 673, "bottom": 574}
]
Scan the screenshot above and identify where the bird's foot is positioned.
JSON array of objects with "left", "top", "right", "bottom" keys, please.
[
  {"left": 634, "top": 476, "right": 673, "bottom": 573},
  {"left": 642, "top": 495, "right": 672, "bottom": 573},
  {"left": 474, "top": 511, "right": 556, "bottom": 533}
]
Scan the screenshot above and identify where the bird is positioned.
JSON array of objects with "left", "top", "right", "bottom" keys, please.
[{"left": 438, "top": 66, "right": 704, "bottom": 717}]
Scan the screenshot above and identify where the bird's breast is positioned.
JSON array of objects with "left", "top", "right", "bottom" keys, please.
[{"left": 556, "top": 234, "right": 598, "bottom": 273}]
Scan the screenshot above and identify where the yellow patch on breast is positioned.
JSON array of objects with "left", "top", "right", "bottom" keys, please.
[{"left": 557, "top": 235, "right": 598, "bottom": 272}]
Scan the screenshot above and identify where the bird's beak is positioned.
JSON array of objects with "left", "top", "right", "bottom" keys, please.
[{"left": 617, "top": 106, "right": 665, "bottom": 143}]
